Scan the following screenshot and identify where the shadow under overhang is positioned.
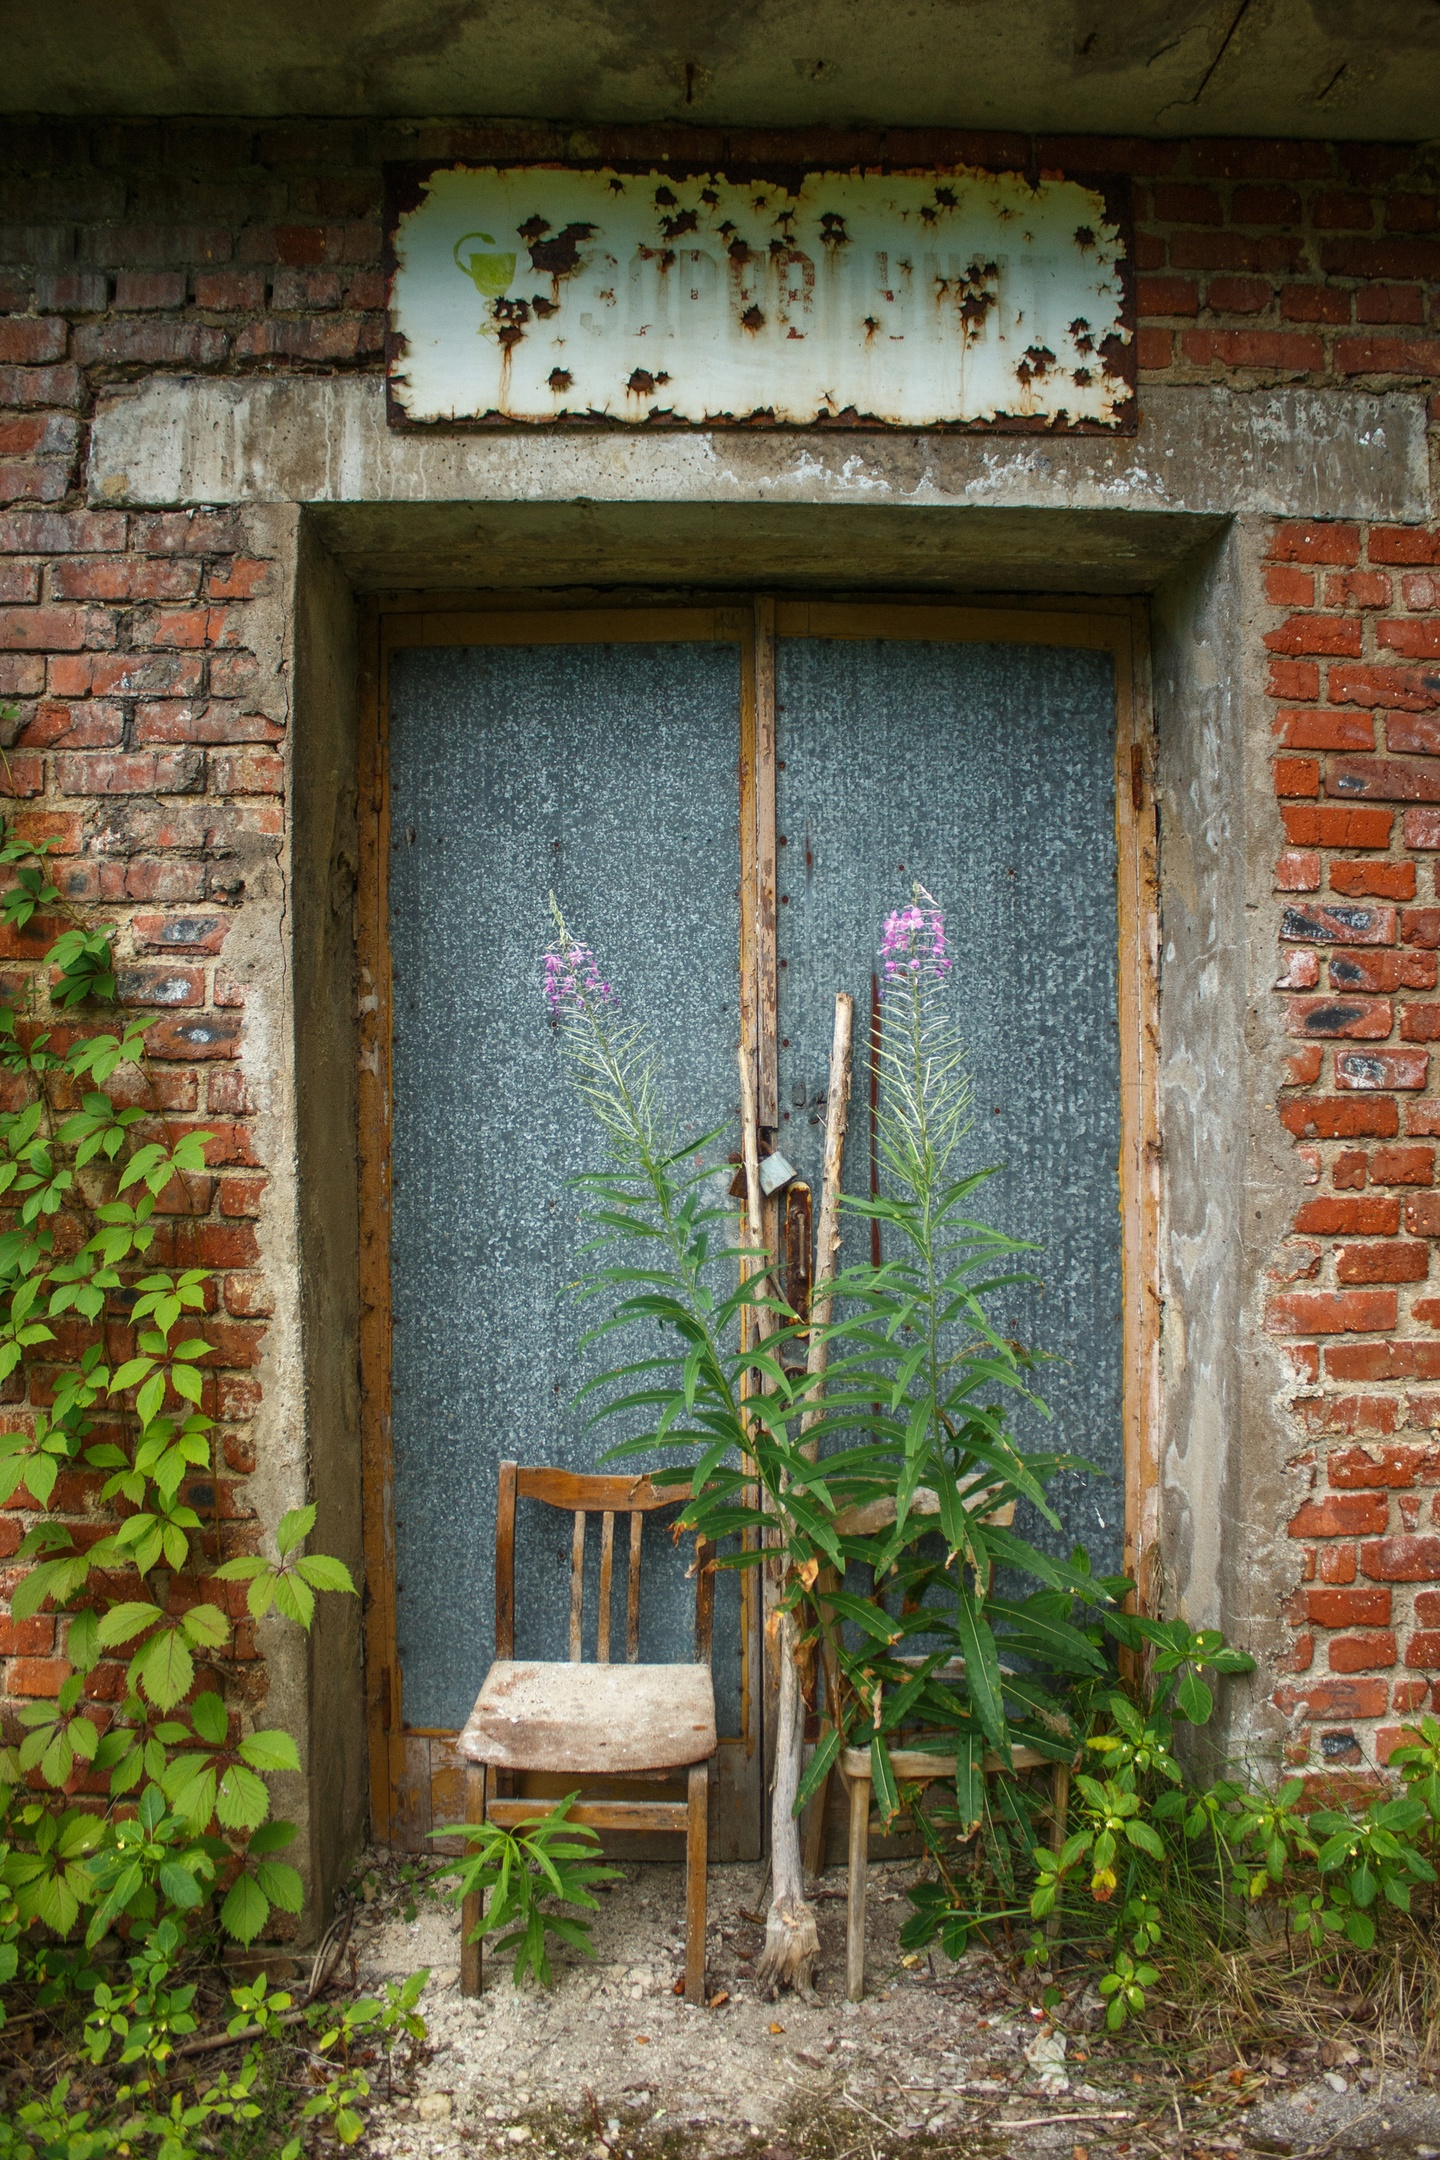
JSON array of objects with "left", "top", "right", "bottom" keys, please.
[{"left": 306, "top": 499, "right": 1230, "bottom": 597}]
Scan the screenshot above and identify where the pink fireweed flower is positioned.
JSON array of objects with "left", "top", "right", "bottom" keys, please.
[
  {"left": 879, "top": 885, "right": 951, "bottom": 990},
  {"left": 542, "top": 939, "right": 614, "bottom": 1016}
]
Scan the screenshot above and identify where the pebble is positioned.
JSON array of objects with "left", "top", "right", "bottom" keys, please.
[{"left": 415, "top": 2095, "right": 452, "bottom": 2121}]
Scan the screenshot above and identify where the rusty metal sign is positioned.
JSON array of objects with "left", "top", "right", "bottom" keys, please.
[{"left": 385, "top": 162, "right": 1133, "bottom": 431}]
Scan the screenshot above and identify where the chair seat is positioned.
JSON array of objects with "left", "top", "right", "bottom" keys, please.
[{"left": 459, "top": 1660, "right": 717, "bottom": 1775}]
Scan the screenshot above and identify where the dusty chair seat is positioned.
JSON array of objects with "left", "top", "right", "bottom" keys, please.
[
  {"left": 457, "top": 1461, "right": 717, "bottom": 2005},
  {"left": 460, "top": 1660, "right": 716, "bottom": 1776}
]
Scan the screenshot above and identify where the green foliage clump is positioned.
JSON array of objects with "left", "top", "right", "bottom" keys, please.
[
  {"left": 440, "top": 1795, "right": 620, "bottom": 1986},
  {"left": 0, "top": 783, "right": 418, "bottom": 2154}
]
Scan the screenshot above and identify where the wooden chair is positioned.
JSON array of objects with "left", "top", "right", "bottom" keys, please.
[
  {"left": 457, "top": 1462, "right": 717, "bottom": 2003},
  {"left": 817, "top": 1482, "right": 1072, "bottom": 2000},
  {"left": 840, "top": 1739, "right": 1072, "bottom": 2001}
]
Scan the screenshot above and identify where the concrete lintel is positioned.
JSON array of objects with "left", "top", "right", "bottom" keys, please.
[{"left": 88, "top": 376, "right": 1430, "bottom": 529}]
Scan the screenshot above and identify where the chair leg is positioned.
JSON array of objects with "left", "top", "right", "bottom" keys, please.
[
  {"left": 460, "top": 1762, "right": 488, "bottom": 1998},
  {"left": 845, "top": 1771, "right": 871, "bottom": 2002},
  {"left": 685, "top": 1762, "right": 709, "bottom": 2006}
]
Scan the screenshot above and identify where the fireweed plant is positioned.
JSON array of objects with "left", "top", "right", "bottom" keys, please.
[
  {"left": 0, "top": 787, "right": 422, "bottom": 2157},
  {"left": 541, "top": 889, "right": 1135, "bottom": 1969},
  {"left": 541, "top": 887, "right": 1440, "bottom": 2030}
]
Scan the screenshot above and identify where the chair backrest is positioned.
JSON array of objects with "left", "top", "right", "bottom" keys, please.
[{"left": 495, "top": 1462, "right": 714, "bottom": 1668}]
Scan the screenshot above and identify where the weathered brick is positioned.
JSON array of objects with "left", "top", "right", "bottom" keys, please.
[
  {"left": 115, "top": 963, "right": 204, "bottom": 1007},
  {"left": 1204, "top": 274, "right": 1271, "bottom": 314},
  {"left": 209, "top": 747, "right": 284, "bottom": 794},
  {"left": 1380, "top": 620, "right": 1440, "bottom": 662},
  {"left": 0, "top": 510, "right": 125, "bottom": 553},
  {"left": 1272, "top": 1677, "right": 1389, "bottom": 1720},
  {"left": 1280, "top": 1096, "right": 1400, "bottom": 1140},
  {"left": 133, "top": 701, "right": 282, "bottom": 745},
  {"left": 1282, "top": 806, "right": 1393, "bottom": 848},
  {"left": 1371, "top": 1143, "right": 1435, "bottom": 1183},
  {"left": 0, "top": 604, "right": 112, "bottom": 651},
  {"left": 193, "top": 269, "right": 266, "bottom": 312},
  {"left": 1281, "top": 902, "right": 1395, "bottom": 946},
  {"left": 1336, "top": 1241, "right": 1428, "bottom": 1283},
  {"left": 46, "top": 557, "right": 199, "bottom": 602},
  {"left": 1402, "top": 1006, "right": 1440, "bottom": 1042},
  {"left": 1330, "top": 666, "right": 1440, "bottom": 713},
  {"left": 1329, "top": 1443, "right": 1436, "bottom": 1487},
  {"left": 1291, "top": 1492, "right": 1391, "bottom": 1538},
  {"left": 146, "top": 1013, "right": 242, "bottom": 1060},
  {"left": 1405, "top": 1634, "right": 1440, "bottom": 1666},
  {"left": 1328, "top": 952, "right": 1434, "bottom": 991},
  {"left": 1361, "top": 1536, "right": 1440, "bottom": 1580},
  {"left": 0, "top": 363, "right": 81, "bottom": 408},
  {"left": 0, "top": 317, "right": 65, "bottom": 364},
  {"left": 71, "top": 321, "right": 228, "bottom": 367},
  {"left": 1180, "top": 328, "right": 1323, "bottom": 370},
  {"left": 1277, "top": 851, "right": 1321, "bottom": 891},
  {"left": 1368, "top": 529, "right": 1440, "bottom": 567},
  {"left": 1267, "top": 1290, "right": 1398, "bottom": 1336},
  {"left": 1306, "top": 1585, "right": 1391, "bottom": 1626},
  {"left": 1327, "top": 757, "right": 1440, "bottom": 803},
  {"left": 1265, "top": 616, "right": 1363, "bottom": 658},
  {"left": 1284, "top": 996, "right": 1392, "bottom": 1038},
  {"left": 1280, "top": 283, "right": 1351, "bottom": 324},
  {"left": 1330, "top": 861, "right": 1414, "bottom": 899},
  {"left": 1334, "top": 1048, "right": 1428, "bottom": 1091},
  {"left": 55, "top": 749, "right": 204, "bottom": 795},
  {"left": 1274, "top": 755, "right": 1321, "bottom": 795},
  {"left": 1295, "top": 1195, "right": 1400, "bottom": 1234},
  {"left": 1328, "top": 1630, "right": 1397, "bottom": 1671},
  {"left": 1355, "top": 285, "right": 1426, "bottom": 325},
  {"left": 112, "top": 270, "right": 187, "bottom": 310},
  {"left": 131, "top": 911, "right": 229, "bottom": 953},
  {"left": 1327, "top": 1341, "right": 1440, "bottom": 1381}
]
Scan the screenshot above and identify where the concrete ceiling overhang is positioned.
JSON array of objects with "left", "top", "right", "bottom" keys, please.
[{"left": 7, "top": 0, "right": 1440, "bottom": 138}]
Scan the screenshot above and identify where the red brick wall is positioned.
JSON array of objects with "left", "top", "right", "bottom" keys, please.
[
  {"left": 1263, "top": 516, "right": 1440, "bottom": 1774},
  {"left": 0, "top": 122, "right": 1437, "bottom": 1764}
]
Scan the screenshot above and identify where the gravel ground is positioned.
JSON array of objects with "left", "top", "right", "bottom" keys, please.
[{"left": 345, "top": 1850, "right": 1440, "bottom": 2160}]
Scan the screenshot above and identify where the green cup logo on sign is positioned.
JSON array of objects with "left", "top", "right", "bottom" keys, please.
[{"left": 453, "top": 230, "right": 517, "bottom": 304}]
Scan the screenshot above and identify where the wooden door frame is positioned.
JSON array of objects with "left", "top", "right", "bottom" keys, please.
[{"left": 357, "top": 591, "right": 1159, "bottom": 1848}]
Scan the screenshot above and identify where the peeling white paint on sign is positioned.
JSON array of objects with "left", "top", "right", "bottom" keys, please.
[{"left": 387, "top": 165, "right": 1132, "bottom": 429}]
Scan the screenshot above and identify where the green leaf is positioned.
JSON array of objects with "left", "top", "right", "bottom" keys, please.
[
  {"left": 255, "top": 1858, "right": 304, "bottom": 1913},
  {"left": 158, "top": 1860, "right": 205, "bottom": 1909},
  {"left": 180, "top": 1600, "right": 229, "bottom": 1648},
  {"left": 97, "top": 1599, "right": 162, "bottom": 1646},
  {"left": 277, "top": 1503, "right": 316, "bottom": 1557},
  {"left": 870, "top": 1733, "right": 900, "bottom": 1826},
  {"left": 191, "top": 1690, "right": 228, "bottom": 1745},
  {"left": 221, "top": 1870, "right": 270, "bottom": 1945},
  {"left": 293, "top": 1553, "right": 356, "bottom": 1595},
  {"left": 238, "top": 1727, "right": 301, "bottom": 1773},
  {"left": 954, "top": 1582, "right": 1009, "bottom": 1757},
  {"left": 1176, "top": 1670, "right": 1214, "bottom": 1725},
  {"left": 216, "top": 1761, "right": 272, "bottom": 1831},
  {"left": 136, "top": 1625, "right": 195, "bottom": 1709}
]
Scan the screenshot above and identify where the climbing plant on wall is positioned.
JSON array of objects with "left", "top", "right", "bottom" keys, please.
[{"left": 0, "top": 752, "right": 359, "bottom": 2068}]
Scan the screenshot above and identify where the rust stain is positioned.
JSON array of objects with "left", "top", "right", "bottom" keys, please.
[{"left": 522, "top": 217, "right": 597, "bottom": 278}]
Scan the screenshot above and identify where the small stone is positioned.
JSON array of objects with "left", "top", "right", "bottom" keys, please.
[
  {"left": 1324, "top": 2072, "right": 1349, "bottom": 2093},
  {"left": 506, "top": 2127, "right": 532, "bottom": 2143},
  {"left": 416, "top": 2095, "right": 452, "bottom": 2121}
]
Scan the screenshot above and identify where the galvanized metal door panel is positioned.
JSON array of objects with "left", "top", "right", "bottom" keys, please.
[
  {"left": 774, "top": 636, "right": 1124, "bottom": 1575},
  {"left": 386, "top": 641, "right": 744, "bottom": 1737}
]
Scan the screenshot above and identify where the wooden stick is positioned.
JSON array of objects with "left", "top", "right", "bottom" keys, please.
[
  {"left": 801, "top": 992, "right": 854, "bottom": 1458},
  {"left": 800, "top": 995, "right": 854, "bottom": 1879}
]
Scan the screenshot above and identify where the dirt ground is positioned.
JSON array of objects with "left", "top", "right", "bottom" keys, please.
[{"left": 348, "top": 1850, "right": 1440, "bottom": 2160}]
